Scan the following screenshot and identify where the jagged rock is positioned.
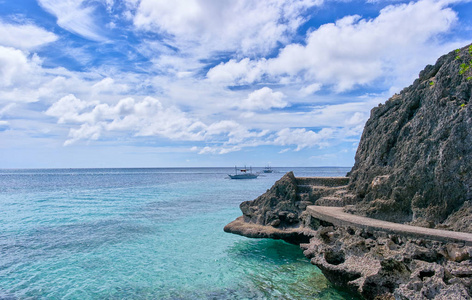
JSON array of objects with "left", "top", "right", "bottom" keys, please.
[
  {"left": 238, "top": 172, "right": 349, "bottom": 228},
  {"left": 224, "top": 44, "right": 472, "bottom": 300},
  {"left": 302, "top": 224, "right": 472, "bottom": 299},
  {"left": 239, "top": 171, "right": 302, "bottom": 227},
  {"left": 445, "top": 244, "right": 471, "bottom": 262},
  {"left": 441, "top": 201, "right": 472, "bottom": 233},
  {"left": 348, "top": 44, "right": 472, "bottom": 230}
]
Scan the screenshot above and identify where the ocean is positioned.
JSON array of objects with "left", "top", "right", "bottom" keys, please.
[{"left": 0, "top": 167, "right": 357, "bottom": 299}]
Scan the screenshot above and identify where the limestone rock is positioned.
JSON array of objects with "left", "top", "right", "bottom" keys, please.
[
  {"left": 238, "top": 172, "right": 349, "bottom": 228},
  {"left": 302, "top": 224, "right": 472, "bottom": 299},
  {"left": 224, "top": 44, "right": 472, "bottom": 300},
  {"left": 239, "top": 171, "right": 301, "bottom": 227},
  {"left": 347, "top": 44, "right": 472, "bottom": 231}
]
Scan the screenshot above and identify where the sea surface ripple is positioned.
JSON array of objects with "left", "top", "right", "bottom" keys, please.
[{"left": 0, "top": 167, "right": 357, "bottom": 299}]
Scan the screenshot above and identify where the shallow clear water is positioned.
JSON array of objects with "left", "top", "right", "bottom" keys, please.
[{"left": 0, "top": 167, "right": 357, "bottom": 299}]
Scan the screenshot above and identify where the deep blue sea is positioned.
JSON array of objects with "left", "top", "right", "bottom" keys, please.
[{"left": 0, "top": 167, "right": 357, "bottom": 299}]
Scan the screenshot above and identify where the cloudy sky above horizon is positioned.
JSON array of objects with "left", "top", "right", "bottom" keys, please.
[{"left": 0, "top": 0, "right": 471, "bottom": 168}]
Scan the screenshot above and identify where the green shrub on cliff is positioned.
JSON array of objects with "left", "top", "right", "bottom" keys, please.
[{"left": 457, "top": 45, "right": 472, "bottom": 80}]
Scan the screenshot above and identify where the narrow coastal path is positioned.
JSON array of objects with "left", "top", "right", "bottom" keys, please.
[{"left": 306, "top": 205, "right": 472, "bottom": 246}]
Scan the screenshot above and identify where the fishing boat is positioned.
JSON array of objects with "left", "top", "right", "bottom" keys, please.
[
  {"left": 262, "top": 165, "right": 273, "bottom": 173},
  {"left": 228, "top": 166, "right": 259, "bottom": 179}
]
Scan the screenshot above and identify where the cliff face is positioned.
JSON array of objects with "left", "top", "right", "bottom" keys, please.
[
  {"left": 348, "top": 44, "right": 472, "bottom": 230},
  {"left": 224, "top": 45, "right": 472, "bottom": 299}
]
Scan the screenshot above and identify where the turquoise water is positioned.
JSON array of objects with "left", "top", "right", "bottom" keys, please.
[{"left": 0, "top": 167, "right": 356, "bottom": 299}]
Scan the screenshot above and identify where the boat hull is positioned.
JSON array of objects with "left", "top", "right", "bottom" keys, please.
[{"left": 228, "top": 174, "right": 258, "bottom": 179}]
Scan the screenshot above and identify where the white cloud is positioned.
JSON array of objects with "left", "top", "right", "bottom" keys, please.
[
  {"left": 47, "top": 92, "right": 336, "bottom": 152},
  {"left": 38, "top": 0, "right": 106, "bottom": 41},
  {"left": 205, "top": 120, "right": 240, "bottom": 136},
  {"left": 274, "top": 127, "right": 334, "bottom": 150},
  {"left": 133, "top": 0, "right": 323, "bottom": 56},
  {"left": 239, "top": 87, "right": 288, "bottom": 111},
  {"left": 64, "top": 123, "right": 102, "bottom": 146},
  {"left": 279, "top": 148, "right": 291, "bottom": 154},
  {"left": 0, "top": 103, "right": 15, "bottom": 116},
  {"left": 92, "top": 77, "right": 129, "bottom": 94},
  {"left": 206, "top": 0, "right": 458, "bottom": 91},
  {"left": 0, "top": 21, "right": 58, "bottom": 50},
  {"left": 0, "top": 46, "right": 41, "bottom": 89},
  {"left": 198, "top": 145, "right": 242, "bottom": 155},
  {"left": 47, "top": 95, "right": 222, "bottom": 145},
  {"left": 0, "top": 120, "right": 9, "bottom": 131},
  {"left": 192, "top": 124, "right": 342, "bottom": 155},
  {"left": 3, "top": 0, "right": 468, "bottom": 168},
  {"left": 0, "top": 47, "right": 93, "bottom": 104},
  {"left": 300, "top": 83, "right": 322, "bottom": 96},
  {"left": 45, "top": 94, "right": 96, "bottom": 124},
  {"left": 345, "top": 112, "right": 366, "bottom": 126},
  {"left": 206, "top": 58, "right": 265, "bottom": 85}
]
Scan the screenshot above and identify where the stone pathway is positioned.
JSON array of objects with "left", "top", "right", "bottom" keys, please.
[{"left": 306, "top": 205, "right": 472, "bottom": 246}]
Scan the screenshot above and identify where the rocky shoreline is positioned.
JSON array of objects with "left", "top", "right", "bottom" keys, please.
[
  {"left": 224, "top": 44, "right": 472, "bottom": 299},
  {"left": 224, "top": 173, "right": 472, "bottom": 299}
]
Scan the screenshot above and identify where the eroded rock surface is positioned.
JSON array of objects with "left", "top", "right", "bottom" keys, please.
[
  {"left": 224, "top": 44, "right": 472, "bottom": 299},
  {"left": 237, "top": 172, "right": 349, "bottom": 229},
  {"left": 301, "top": 221, "right": 472, "bottom": 299},
  {"left": 348, "top": 45, "right": 472, "bottom": 230}
]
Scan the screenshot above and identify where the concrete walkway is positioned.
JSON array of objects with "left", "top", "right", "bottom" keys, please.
[{"left": 306, "top": 205, "right": 472, "bottom": 246}]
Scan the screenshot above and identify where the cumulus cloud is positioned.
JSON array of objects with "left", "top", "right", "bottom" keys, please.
[
  {"left": 192, "top": 125, "right": 345, "bottom": 155},
  {"left": 133, "top": 0, "right": 323, "bottom": 56},
  {"left": 92, "top": 77, "right": 129, "bottom": 94},
  {"left": 38, "top": 0, "right": 106, "bottom": 41},
  {"left": 239, "top": 87, "right": 288, "bottom": 111},
  {"left": 45, "top": 94, "right": 96, "bottom": 124},
  {"left": 0, "top": 45, "right": 79, "bottom": 104},
  {"left": 205, "top": 120, "right": 240, "bottom": 136},
  {"left": 206, "top": 58, "right": 265, "bottom": 84},
  {"left": 4, "top": 0, "right": 467, "bottom": 166},
  {"left": 0, "top": 46, "right": 41, "bottom": 89},
  {"left": 46, "top": 92, "right": 344, "bottom": 152},
  {"left": 47, "top": 95, "right": 256, "bottom": 145},
  {"left": 0, "top": 21, "right": 58, "bottom": 50},
  {"left": 46, "top": 95, "right": 201, "bottom": 144},
  {"left": 274, "top": 127, "right": 334, "bottom": 150},
  {"left": 206, "top": 0, "right": 458, "bottom": 91}
]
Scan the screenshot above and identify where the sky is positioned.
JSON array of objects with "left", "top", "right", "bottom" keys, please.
[{"left": 0, "top": 0, "right": 471, "bottom": 168}]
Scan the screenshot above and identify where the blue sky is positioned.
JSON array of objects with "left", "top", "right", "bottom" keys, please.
[{"left": 0, "top": 0, "right": 471, "bottom": 168}]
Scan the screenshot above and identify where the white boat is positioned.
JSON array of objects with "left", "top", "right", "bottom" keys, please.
[
  {"left": 228, "top": 166, "right": 259, "bottom": 179},
  {"left": 262, "top": 166, "right": 273, "bottom": 173}
]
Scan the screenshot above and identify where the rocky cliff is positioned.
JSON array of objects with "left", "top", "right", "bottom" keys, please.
[
  {"left": 348, "top": 44, "right": 472, "bottom": 231},
  {"left": 225, "top": 44, "right": 472, "bottom": 299}
]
